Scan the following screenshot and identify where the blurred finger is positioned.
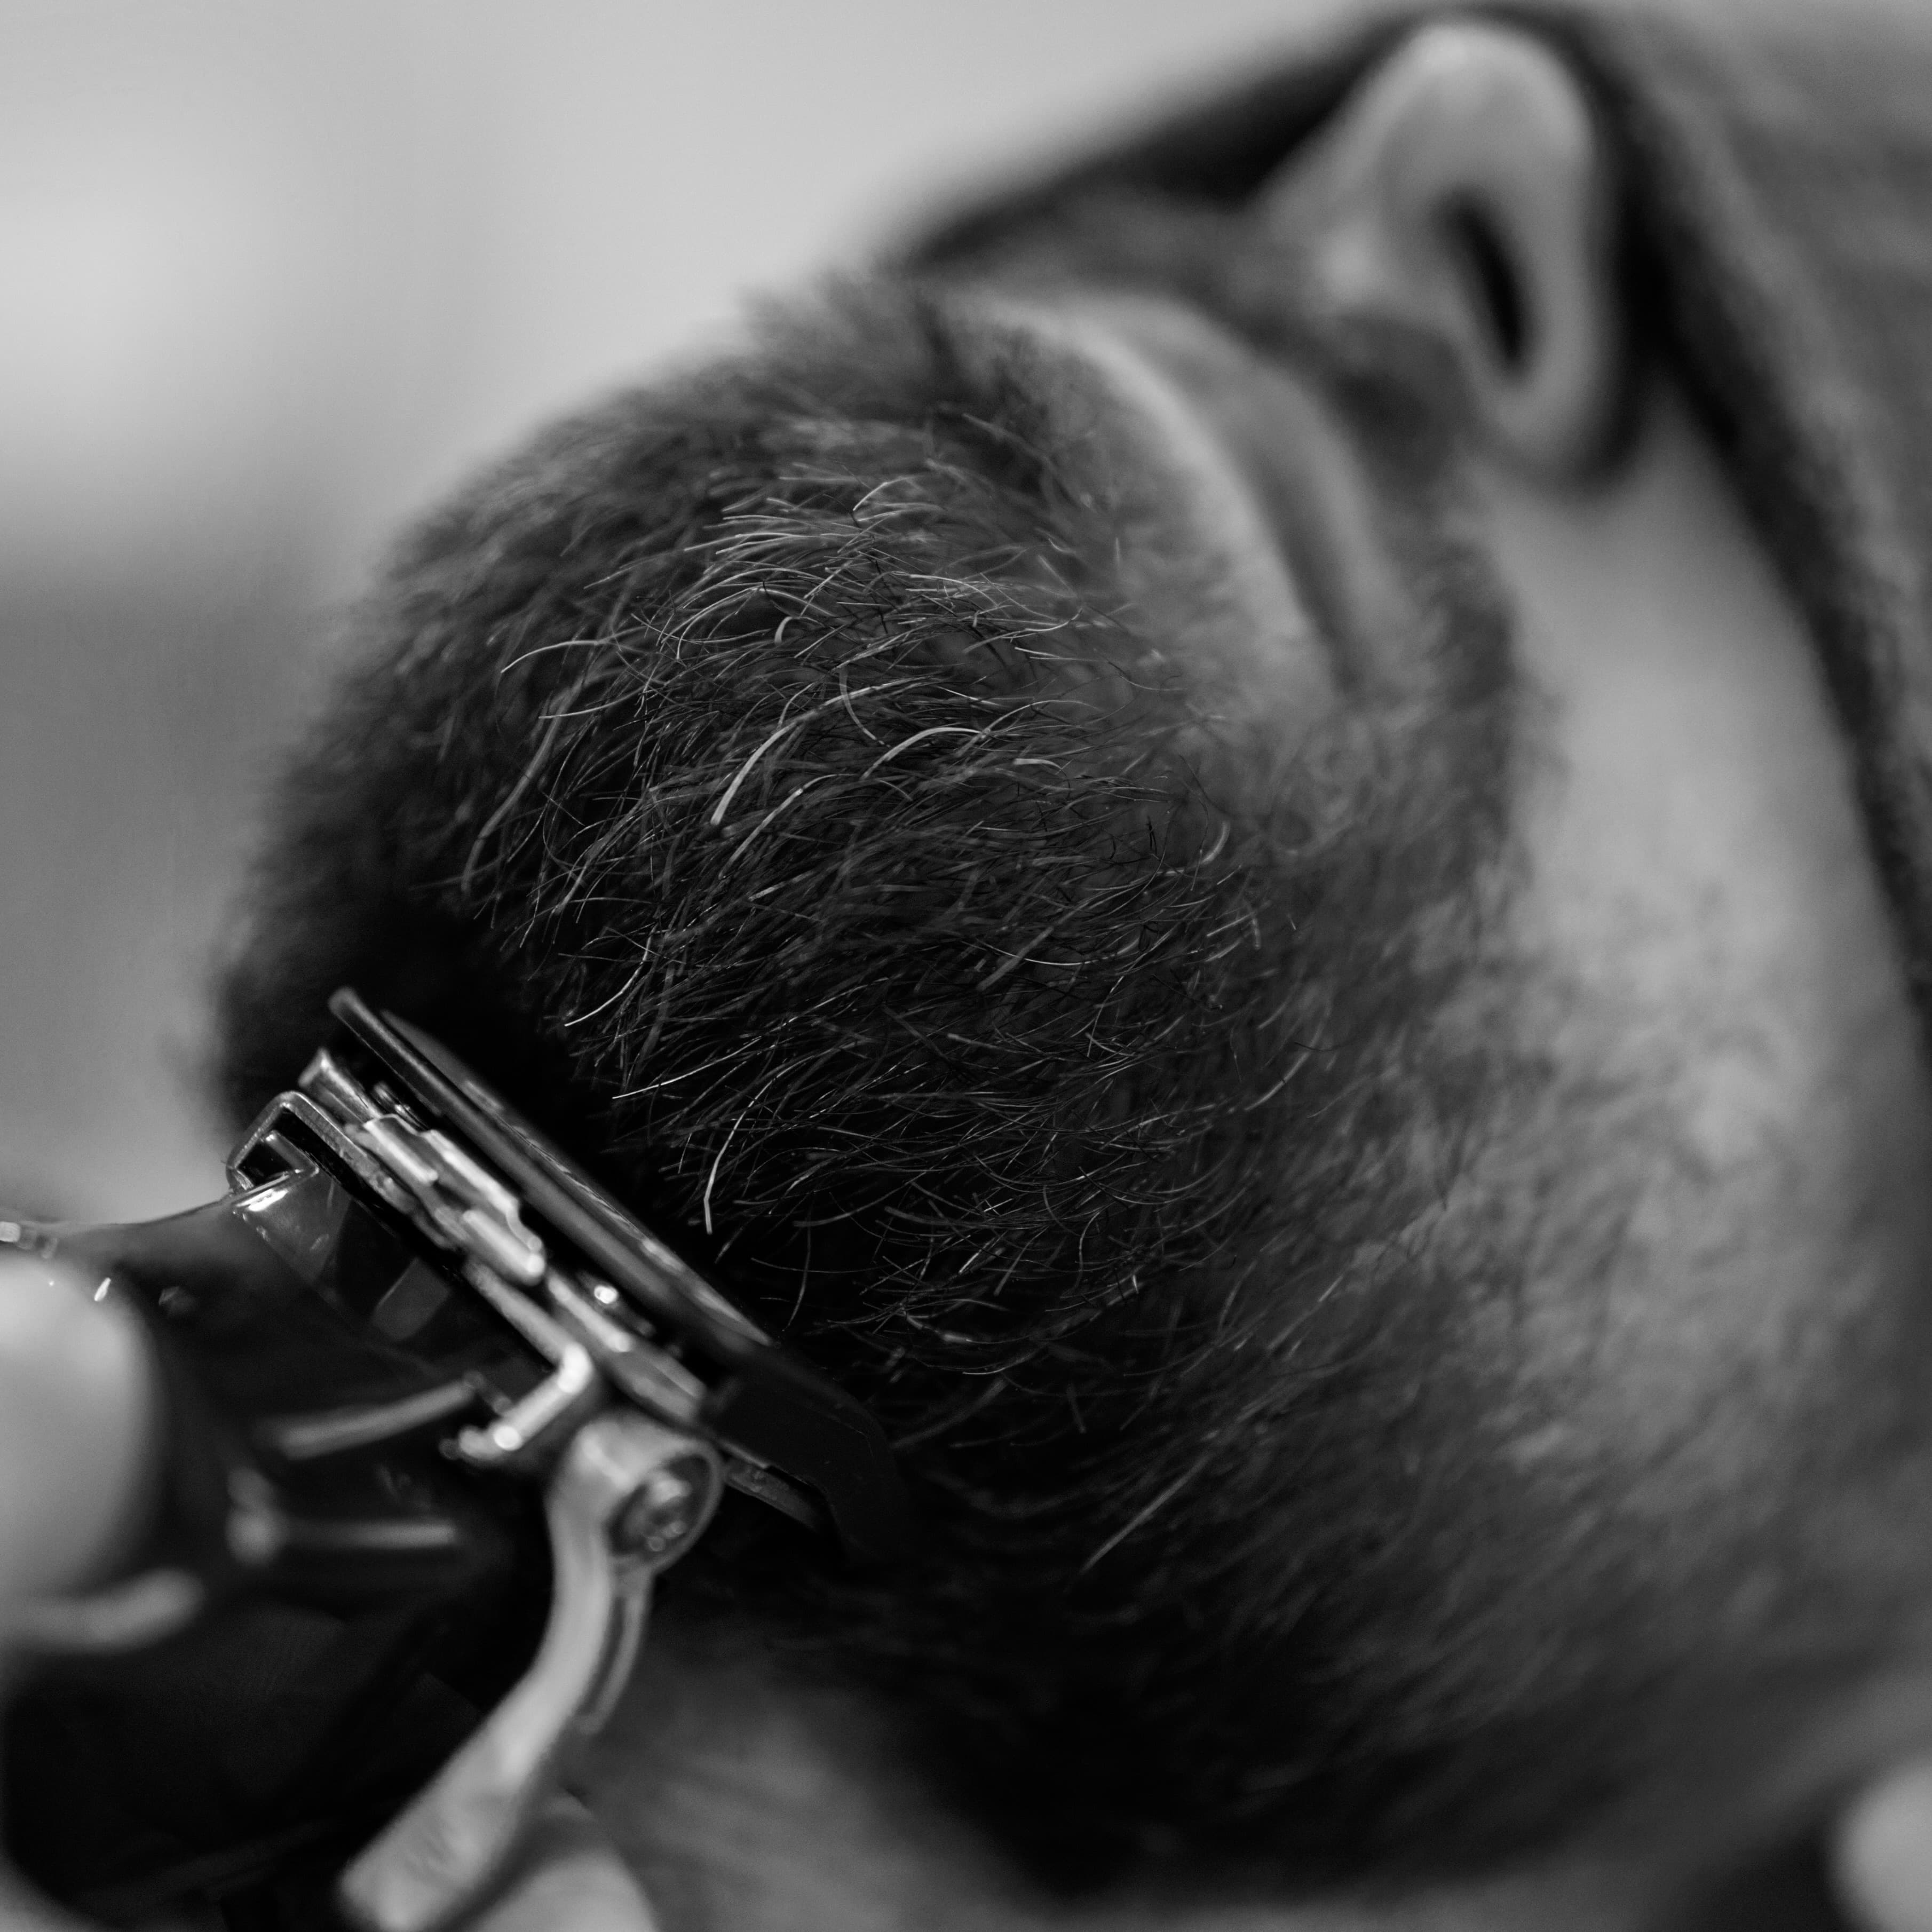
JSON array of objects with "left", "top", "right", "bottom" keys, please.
[
  {"left": 1833, "top": 1758, "right": 1932, "bottom": 1932},
  {"left": 0, "top": 1252, "right": 153, "bottom": 1628},
  {"left": 0, "top": 1870, "right": 76, "bottom": 1932},
  {"left": 466, "top": 1797, "right": 657, "bottom": 1932}
]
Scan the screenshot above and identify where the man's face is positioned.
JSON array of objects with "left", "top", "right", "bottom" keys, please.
[
  {"left": 219, "top": 11, "right": 1932, "bottom": 1911},
  {"left": 901, "top": 19, "right": 1932, "bottom": 1872}
]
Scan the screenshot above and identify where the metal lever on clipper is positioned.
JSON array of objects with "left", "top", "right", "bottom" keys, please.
[{"left": 341, "top": 1413, "right": 720, "bottom": 1932}]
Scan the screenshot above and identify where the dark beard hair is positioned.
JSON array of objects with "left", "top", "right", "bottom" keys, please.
[{"left": 213, "top": 273, "right": 1537, "bottom": 1894}]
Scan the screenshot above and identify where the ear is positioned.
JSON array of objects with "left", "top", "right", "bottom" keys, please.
[{"left": 1262, "top": 20, "right": 1624, "bottom": 480}]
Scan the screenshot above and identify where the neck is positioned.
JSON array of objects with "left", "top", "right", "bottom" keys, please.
[{"left": 576, "top": 1636, "right": 1666, "bottom": 1932}]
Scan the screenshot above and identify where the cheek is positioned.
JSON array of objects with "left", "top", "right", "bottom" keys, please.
[{"left": 1457, "top": 378, "right": 1932, "bottom": 1558}]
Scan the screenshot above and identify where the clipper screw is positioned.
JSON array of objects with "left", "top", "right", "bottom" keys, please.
[{"left": 613, "top": 1458, "right": 710, "bottom": 1559}]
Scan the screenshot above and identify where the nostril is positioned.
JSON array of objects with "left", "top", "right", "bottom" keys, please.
[{"left": 1438, "top": 193, "right": 1531, "bottom": 376}]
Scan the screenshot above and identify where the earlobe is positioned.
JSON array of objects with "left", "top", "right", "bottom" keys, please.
[{"left": 1262, "top": 21, "right": 1625, "bottom": 481}]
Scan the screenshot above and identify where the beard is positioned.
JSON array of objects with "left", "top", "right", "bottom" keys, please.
[{"left": 213, "top": 246, "right": 1900, "bottom": 1902}]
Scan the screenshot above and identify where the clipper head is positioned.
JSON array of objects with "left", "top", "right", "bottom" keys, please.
[{"left": 241, "top": 989, "right": 909, "bottom": 1565}]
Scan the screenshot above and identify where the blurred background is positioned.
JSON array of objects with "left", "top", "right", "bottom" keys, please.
[{"left": 1, "top": 0, "right": 1334, "bottom": 1222}]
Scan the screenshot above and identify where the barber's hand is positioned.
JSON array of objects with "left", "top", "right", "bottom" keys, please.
[{"left": 0, "top": 1252, "right": 656, "bottom": 1932}]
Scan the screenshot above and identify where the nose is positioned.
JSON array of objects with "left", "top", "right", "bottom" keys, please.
[{"left": 1260, "top": 20, "right": 1626, "bottom": 481}]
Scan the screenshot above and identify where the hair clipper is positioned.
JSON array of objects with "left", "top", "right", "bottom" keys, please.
[{"left": 2, "top": 989, "right": 908, "bottom": 1932}]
